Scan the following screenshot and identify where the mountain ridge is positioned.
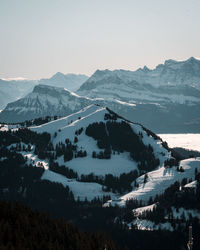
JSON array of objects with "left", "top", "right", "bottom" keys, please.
[{"left": 0, "top": 73, "right": 89, "bottom": 109}]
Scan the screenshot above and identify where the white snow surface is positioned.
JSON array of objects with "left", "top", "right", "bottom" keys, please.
[
  {"left": 41, "top": 170, "right": 117, "bottom": 201},
  {"left": 78, "top": 82, "right": 200, "bottom": 105},
  {"left": 106, "top": 158, "right": 200, "bottom": 207},
  {"left": 158, "top": 134, "right": 200, "bottom": 152},
  {"left": 129, "top": 218, "right": 173, "bottom": 231},
  {"left": 57, "top": 153, "right": 137, "bottom": 177},
  {"left": 24, "top": 153, "right": 49, "bottom": 170},
  {"left": 8, "top": 142, "right": 117, "bottom": 201},
  {"left": 184, "top": 180, "right": 197, "bottom": 188},
  {"left": 132, "top": 204, "right": 157, "bottom": 217},
  {"left": 30, "top": 104, "right": 100, "bottom": 135}
]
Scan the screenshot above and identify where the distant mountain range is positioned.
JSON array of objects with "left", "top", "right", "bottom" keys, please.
[
  {"left": 0, "top": 85, "right": 93, "bottom": 123},
  {"left": 1, "top": 57, "right": 200, "bottom": 132},
  {"left": 0, "top": 73, "right": 88, "bottom": 109},
  {"left": 78, "top": 57, "right": 200, "bottom": 103}
]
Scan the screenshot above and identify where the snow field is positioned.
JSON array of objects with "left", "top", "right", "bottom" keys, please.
[
  {"left": 106, "top": 158, "right": 200, "bottom": 207},
  {"left": 41, "top": 170, "right": 117, "bottom": 201}
]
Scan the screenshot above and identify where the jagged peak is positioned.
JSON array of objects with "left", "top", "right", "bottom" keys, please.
[
  {"left": 164, "top": 59, "right": 178, "bottom": 66},
  {"left": 51, "top": 72, "right": 65, "bottom": 79},
  {"left": 53, "top": 71, "right": 64, "bottom": 76},
  {"left": 186, "top": 56, "right": 200, "bottom": 63},
  {"left": 92, "top": 69, "right": 111, "bottom": 76},
  {"left": 164, "top": 57, "right": 200, "bottom": 66},
  {"left": 142, "top": 65, "right": 150, "bottom": 72}
]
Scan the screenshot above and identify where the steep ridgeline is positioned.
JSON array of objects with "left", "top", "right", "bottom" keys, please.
[
  {"left": 77, "top": 57, "right": 200, "bottom": 133},
  {"left": 0, "top": 85, "right": 93, "bottom": 123}
]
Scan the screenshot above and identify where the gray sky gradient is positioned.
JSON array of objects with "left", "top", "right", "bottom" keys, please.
[{"left": 0, "top": 0, "right": 200, "bottom": 79}]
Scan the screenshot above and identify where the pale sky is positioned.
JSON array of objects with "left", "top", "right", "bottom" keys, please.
[{"left": 0, "top": 0, "right": 200, "bottom": 79}]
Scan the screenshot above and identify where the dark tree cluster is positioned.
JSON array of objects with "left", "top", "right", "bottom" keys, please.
[
  {"left": 104, "top": 113, "right": 117, "bottom": 121},
  {"left": 164, "top": 157, "right": 179, "bottom": 168},
  {"left": 173, "top": 147, "right": 200, "bottom": 159},
  {"left": 49, "top": 162, "right": 78, "bottom": 179},
  {"left": 55, "top": 139, "right": 87, "bottom": 161},
  {"left": 76, "top": 149, "right": 87, "bottom": 157},
  {"left": 0, "top": 129, "right": 52, "bottom": 161},
  {"left": 20, "top": 115, "right": 59, "bottom": 127},
  {"left": 92, "top": 148, "right": 111, "bottom": 159},
  {"left": 75, "top": 127, "right": 84, "bottom": 135},
  {"left": 0, "top": 150, "right": 44, "bottom": 200},
  {"left": 86, "top": 120, "right": 160, "bottom": 172},
  {"left": 0, "top": 201, "right": 118, "bottom": 250},
  {"left": 55, "top": 141, "right": 75, "bottom": 161},
  {"left": 0, "top": 144, "right": 199, "bottom": 250},
  {"left": 86, "top": 122, "right": 110, "bottom": 149},
  {"left": 137, "top": 175, "right": 200, "bottom": 228},
  {"left": 79, "top": 170, "right": 138, "bottom": 194}
]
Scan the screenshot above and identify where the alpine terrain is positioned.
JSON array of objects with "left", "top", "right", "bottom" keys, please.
[
  {"left": 0, "top": 73, "right": 88, "bottom": 110},
  {"left": 77, "top": 57, "right": 200, "bottom": 133}
]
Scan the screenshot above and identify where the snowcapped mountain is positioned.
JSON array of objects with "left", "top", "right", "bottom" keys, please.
[
  {"left": 78, "top": 57, "right": 200, "bottom": 103},
  {"left": 3, "top": 103, "right": 198, "bottom": 207},
  {"left": 39, "top": 72, "right": 88, "bottom": 91},
  {"left": 0, "top": 85, "right": 93, "bottom": 123},
  {"left": 1, "top": 104, "right": 175, "bottom": 201},
  {"left": 0, "top": 73, "right": 88, "bottom": 109},
  {"left": 76, "top": 57, "right": 200, "bottom": 133}
]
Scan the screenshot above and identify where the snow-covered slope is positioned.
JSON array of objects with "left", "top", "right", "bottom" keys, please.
[
  {"left": 29, "top": 105, "right": 171, "bottom": 179},
  {"left": 106, "top": 158, "right": 200, "bottom": 207},
  {"left": 41, "top": 170, "right": 117, "bottom": 201},
  {"left": 3, "top": 104, "right": 200, "bottom": 206},
  {"left": 1, "top": 104, "right": 175, "bottom": 201}
]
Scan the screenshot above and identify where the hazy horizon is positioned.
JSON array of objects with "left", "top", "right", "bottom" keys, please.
[
  {"left": 1, "top": 0, "right": 200, "bottom": 79},
  {"left": 1, "top": 56, "right": 200, "bottom": 81}
]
